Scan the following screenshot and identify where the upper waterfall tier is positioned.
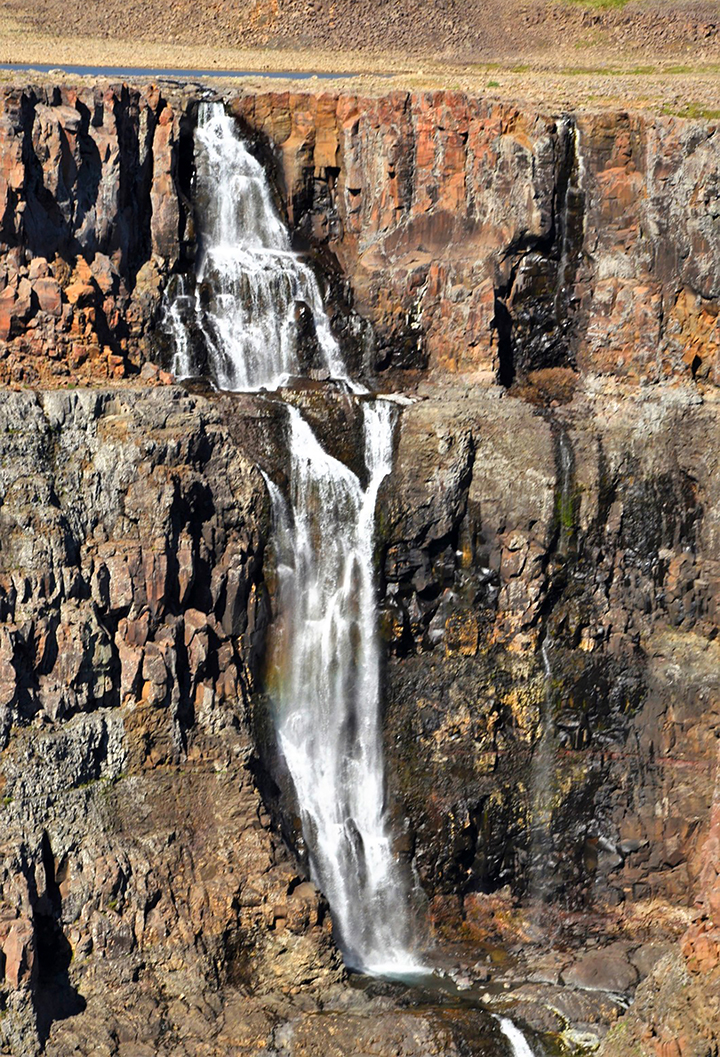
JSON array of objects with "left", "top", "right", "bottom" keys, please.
[{"left": 167, "top": 102, "right": 352, "bottom": 392}]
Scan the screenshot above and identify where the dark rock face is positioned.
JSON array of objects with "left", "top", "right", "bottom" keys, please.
[
  {"left": 0, "top": 388, "right": 345, "bottom": 1055},
  {"left": 379, "top": 382, "right": 720, "bottom": 1054},
  {"left": 379, "top": 384, "right": 720, "bottom": 916}
]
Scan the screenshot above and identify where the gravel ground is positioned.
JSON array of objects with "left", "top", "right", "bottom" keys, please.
[{"left": 0, "top": 0, "right": 718, "bottom": 113}]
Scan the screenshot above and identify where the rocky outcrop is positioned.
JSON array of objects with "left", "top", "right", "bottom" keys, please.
[
  {"left": 0, "top": 80, "right": 719, "bottom": 1056},
  {"left": 0, "top": 82, "right": 193, "bottom": 386},
  {"left": 0, "top": 385, "right": 528, "bottom": 1057},
  {"left": 373, "top": 377, "right": 720, "bottom": 1051},
  {"left": 2, "top": 86, "right": 719, "bottom": 393},
  {"left": 233, "top": 91, "right": 720, "bottom": 386},
  {"left": 0, "top": 387, "right": 343, "bottom": 1055},
  {"left": 380, "top": 380, "right": 720, "bottom": 910}
]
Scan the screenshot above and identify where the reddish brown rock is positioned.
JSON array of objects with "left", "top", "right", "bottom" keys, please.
[
  {"left": 0, "top": 82, "right": 191, "bottom": 385},
  {"left": 2, "top": 920, "right": 35, "bottom": 989},
  {"left": 33, "top": 276, "right": 62, "bottom": 316},
  {"left": 234, "top": 91, "right": 720, "bottom": 385},
  {"left": 0, "top": 85, "right": 718, "bottom": 391}
]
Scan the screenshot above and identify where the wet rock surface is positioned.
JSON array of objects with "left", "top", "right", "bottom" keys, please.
[{"left": 378, "top": 378, "right": 720, "bottom": 1051}]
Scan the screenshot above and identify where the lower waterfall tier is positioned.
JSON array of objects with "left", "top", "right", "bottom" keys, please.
[{"left": 265, "top": 400, "right": 422, "bottom": 974}]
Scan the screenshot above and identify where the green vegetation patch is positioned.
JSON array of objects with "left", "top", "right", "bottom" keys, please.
[
  {"left": 662, "top": 102, "right": 720, "bottom": 120},
  {"left": 564, "top": 0, "right": 632, "bottom": 9},
  {"left": 560, "top": 65, "right": 620, "bottom": 75}
]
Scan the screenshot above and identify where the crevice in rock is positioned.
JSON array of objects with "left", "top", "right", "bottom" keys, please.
[
  {"left": 33, "top": 833, "right": 86, "bottom": 1045},
  {"left": 494, "top": 295, "right": 515, "bottom": 388},
  {"left": 493, "top": 117, "right": 586, "bottom": 388}
]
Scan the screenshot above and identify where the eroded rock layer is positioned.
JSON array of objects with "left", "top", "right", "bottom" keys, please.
[
  {"left": 1, "top": 86, "right": 719, "bottom": 389},
  {"left": 234, "top": 91, "right": 720, "bottom": 387}
]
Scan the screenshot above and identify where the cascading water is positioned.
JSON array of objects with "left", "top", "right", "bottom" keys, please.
[
  {"left": 495, "top": 1017, "right": 537, "bottom": 1057},
  {"left": 266, "top": 400, "right": 420, "bottom": 972},
  {"left": 167, "top": 99, "right": 419, "bottom": 971},
  {"left": 166, "top": 101, "right": 351, "bottom": 391}
]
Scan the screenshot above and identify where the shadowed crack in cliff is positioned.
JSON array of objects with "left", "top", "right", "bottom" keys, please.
[
  {"left": 493, "top": 116, "right": 586, "bottom": 390},
  {"left": 34, "top": 833, "right": 87, "bottom": 1045}
]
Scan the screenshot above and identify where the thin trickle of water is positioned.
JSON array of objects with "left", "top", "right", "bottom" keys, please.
[
  {"left": 528, "top": 633, "right": 557, "bottom": 902},
  {"left": 267, "top": 400, "right": 421, "bottom": 972},
  {"left": 558, "top": 431, "right": 572, "bottom": 501},
  {"left": 166, "top": 101, "right": 352, "bottom": 391},
  {"left": 572, "top": 123, "right": 587, "bottom": 236},
  {"left": 166, "top": 276, "right": 193, "bottom": 379}
]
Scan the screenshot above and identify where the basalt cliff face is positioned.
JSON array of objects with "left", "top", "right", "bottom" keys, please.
[
  {"left": 2, "top": 85, "right": 719, "bottom": 387},
  {"left": 232, "top": 90, "right": 720, "bottom": 386},
  {"left": 0, "top": 82, "right": 719, "bottom": 1057}
]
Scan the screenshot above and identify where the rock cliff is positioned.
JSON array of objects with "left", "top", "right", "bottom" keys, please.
[
  {"left": 2, "top": 86, "right": 719, "bottom": 389},
  {"left": 0, "top": 387, "right": 346, "bottom": 1055},
  {"left": 0, "top": 81, "right": 719, "bottom": 1056},
  {"left": 382, "top": 377, "right": 720, "bottom": 1053},
  {"left": 232, "top": 91, "right": 720, "bottom": 386},
  {"left": 0, "top": 82, "right": 191, "bottom": 386}
]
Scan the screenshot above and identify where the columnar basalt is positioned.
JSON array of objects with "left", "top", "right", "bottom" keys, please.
[
  {"left": 0, "top": 82, "right": 191, "bottom": 386},
  {"left": 381, "top": 383, "right": 720, "bottom": 906},
  {"left": 0, "top": 387, "right": 351, "bottom": 1053},
  {"left": 1, "top": 87, "right": 719, "bottom": 389},
  {"left": 232, "top": 91, "right": 720, "bottom": 385}
]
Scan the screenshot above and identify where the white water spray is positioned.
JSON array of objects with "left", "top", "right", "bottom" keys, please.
[
  {"left": 267, "top": 400, "right": 421, "bottom": 972},
  {"left": 168, "top": 101, "right": 417, "bottom": 971},
  {"left": 166, "top": 101, "right": 351, "bottom": 391},
  {"left": 496, "top": 1016, "right": 537, "bottom": 1057}
]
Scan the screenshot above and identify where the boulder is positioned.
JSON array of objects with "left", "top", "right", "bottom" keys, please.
[{"left": 562, "top": 947, "right": 639, "bottom": 994}]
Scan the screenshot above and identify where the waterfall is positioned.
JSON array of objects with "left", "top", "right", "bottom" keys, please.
[
  {"left": 495, "top": 1016, "right": 537, "bottom": 1057},
  {"left": 166, "top": 101, "right": 352, "bottom": 391},
  {"left": 267, "top": 400, "right": 420, "bottom": 972},
  {"left": 166, "top": 105, "right": 539, "bottom": 1056},
  {"left": 161, "top": 95, "right": 545, "bottom": 1052},
  {"left": 167, "top": 100, "right": 418, "bottom": 971}
]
